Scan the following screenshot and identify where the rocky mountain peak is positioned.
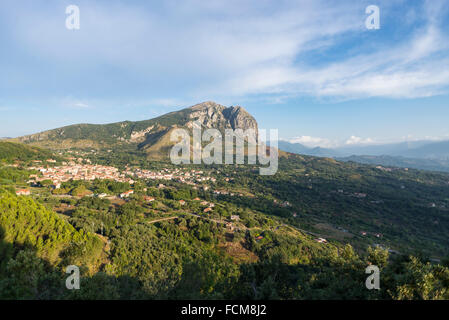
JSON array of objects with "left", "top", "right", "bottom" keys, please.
[{"left": 187, "top": 101, "right": 258, "bottom": 134}]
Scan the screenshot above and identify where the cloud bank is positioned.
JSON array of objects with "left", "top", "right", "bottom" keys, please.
[{"left": 1, "top": 0, "right": 448, "bottom": 103}]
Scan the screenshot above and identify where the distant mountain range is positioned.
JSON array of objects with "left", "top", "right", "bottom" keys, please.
[
  {"left": 277, "top": 141, "right": 338, "bottom": 158},
  {"left": 277, "top": 140, "right": 449, "bottom": 172}
]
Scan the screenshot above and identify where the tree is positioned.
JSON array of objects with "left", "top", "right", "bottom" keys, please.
[{"left": 366, "top": 246, "right": 389, "bottom": 268}]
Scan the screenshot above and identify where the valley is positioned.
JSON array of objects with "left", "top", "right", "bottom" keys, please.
[{"left": 1, "top": 102, "right": 449, "bottom": 300}]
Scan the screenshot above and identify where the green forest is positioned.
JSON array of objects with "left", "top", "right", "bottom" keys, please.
[{"left": 1, "top": 142, "right": 449, "bottom": 299}]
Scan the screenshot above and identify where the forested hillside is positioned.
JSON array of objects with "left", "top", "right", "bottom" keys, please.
[
  {"left": 0, "top": 141, "right": 60, "bottom": 164},
  {"left": 0, "top": 189, "right": 104, "bottom": 299},
  {"left": 1, "top": 163, "right": 449, "bottom": 299}
]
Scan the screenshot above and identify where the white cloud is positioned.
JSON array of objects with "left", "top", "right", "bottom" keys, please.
[
  {"left": 286, "top": 135, "right": 382, "bottom": 148},
  {"left": 345, "top": 136, "right": 375, "bottom": 145},
  {"left": 287, "top": 136, "right": 337, "bottom": 148},
  {"left": 286, "top": 134, "right": 449, "bottom": 149},
  {"left": 59, "top": 97, "right": 91, "bottom": 109},
  {"left": 72, "top": 102, "right": 89, "bottom": 108},
  {"left": 201, "top": 1, "right": 449, "bottom": 100},
  {"left": 2, "top": 0, "right": 449, "bottom": 101}
]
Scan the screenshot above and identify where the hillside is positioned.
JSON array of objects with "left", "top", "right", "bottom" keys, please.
[
  {"left": 0, "top": 141, "right": 61, "bottom": 164},
  {"left": 1, "top": 157, "right": 448, "bottom": 299},
  {"left": 13, "top": 101, "right": 258, "bottom": 160},
  {"left": 0, "top": 189, "right": 106, "bottom": 299}
]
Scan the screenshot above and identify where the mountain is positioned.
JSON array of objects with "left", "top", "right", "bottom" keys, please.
[
  {"left": 12, "top": 101, "right": 258, "bottom": 159},
  {"left": 280, "top": 139, "right": 449, "bottom": 159},
  {"left": 335, "top": 141, "right": 425, "bottom": 157},
  {"left": 396, "top": 140, "right": 449, "bottom": 160},
  {"left": 279, "top": 139, "right": 449, "bottom": 172},
  {"left": 337, "top": 155, "right": 449, "bottom": 172},
  {"left": 277, "top": 140, "right": 340, "bottom": 157}
]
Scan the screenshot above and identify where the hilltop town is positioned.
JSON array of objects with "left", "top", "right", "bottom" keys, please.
[{"left": 26, "top": 158, "right": 215, "bottom": 189}]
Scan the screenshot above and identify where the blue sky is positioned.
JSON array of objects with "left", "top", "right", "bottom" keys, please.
[{"left": 1, "top": 0, "right": 449, "bottom": 147}]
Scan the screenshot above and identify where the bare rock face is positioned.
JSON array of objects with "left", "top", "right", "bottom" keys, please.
[
  {"left": 130, "top": 126, "right": 154, "bottom": 142},
  {"left": 187, "top": 101, "right": 228, "bottom": 129},
  {"left": 186, "top": 101, "right": 258, "bottom": 135},
  {"left": 223, "top": 105, "right": 258, "bottom": 133}
]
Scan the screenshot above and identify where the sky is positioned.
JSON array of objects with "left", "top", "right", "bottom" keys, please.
[{"left": 1, "top": 0, "right": 449, "bottom": 148}]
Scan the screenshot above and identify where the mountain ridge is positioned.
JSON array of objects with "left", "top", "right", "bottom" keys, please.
[
  {"left": 278, "top": 139, "right": 449, "bottom": 172},
  {"left": 11, "top": 101, "right": 259, "bottom": 159}
]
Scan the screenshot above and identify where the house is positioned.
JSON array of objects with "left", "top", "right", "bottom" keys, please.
[
  {"left": 144, "top": 196, "right": 155, "bottom": 202},
  {"left": 315, "top": 238, "right": 327, "bottom": 243},
  {"left": 200, "top": 201, "right": 209, "bottom": 206},
  {"left": 120, "top": 190, "right": 134, "bottom": 198},
  {"left": 179, "top": 200, "right": 186, "bottom": 206},
  {"left": 97, "top": 193, "right": 108, "bottom": 199},
  {"left": 230, "top": 215, "right": 240, "bottom": 221},
  {"left": 203, "top": 207, "right": 212, "bottom": 213},
  {"left": 255, "top": 235, "right": 264, "bottom": 241},
  {"left": 16, "top": 189, "right": 31, "bottom": 196},
  {"left": 281, "top": 201, "right": 291, "bottom": 207},
  {"left": 361, "top": 231, "right": 367, "bottom": 236},
  {"left": 193, "top": 197, "right": 201, "bottom": 201}
]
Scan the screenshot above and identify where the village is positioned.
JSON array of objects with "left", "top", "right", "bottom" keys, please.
[{"left": 25, "top": 158, "right": 213, "bottom": 189}]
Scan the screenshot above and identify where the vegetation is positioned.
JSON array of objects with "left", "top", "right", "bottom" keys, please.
[
  {"left": 0, "top": 141, "right": 61, "bottom": 164},
  {"left": 1, "top": 111, "right": 449, "bottom": 299}
]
